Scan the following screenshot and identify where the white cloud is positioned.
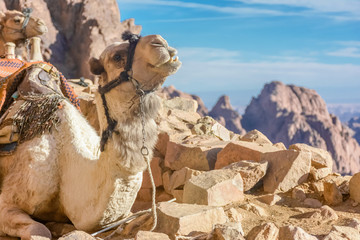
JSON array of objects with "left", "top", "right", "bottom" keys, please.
[
  {"left": 168, "top": 47, "right": 360, "bottom": 101},
  {"left": 327, "top": 47, "right": 360, "bottom": 58}
]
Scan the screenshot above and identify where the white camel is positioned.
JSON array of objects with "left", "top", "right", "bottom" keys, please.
[
  {"left": 0, "top": 33, "right": 181, "bottom": 239},
  {"left": 0, "top": 10, "right": 48, "bottom": 58}
]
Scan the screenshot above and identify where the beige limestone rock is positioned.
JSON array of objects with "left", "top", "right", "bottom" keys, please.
[
  {"left": 163, "top": 97, "right": 198, "bottom": 113},
  {"left": 292, "top": 187, "right": 306, "bottom": 201},
  {"left": 273, "top": 142, "right": 287, "bottom": 150},
  {"left": 289, "top": 143, "right": 333, "bottom": 169},
  {"left": 215, "top": 142, "right": 279, "bottom": 169},
  {"left": 323, "top": 181, "right": 343, "bottom": 206},
  {"left": 135, "top": 231, "right": 170, "bottom": 240},
  {"left": 164, "top": 137, "right": 228, "bottom": 171},
  {"left": 350, "top": 172, "right": 360, "bottom": 203},
  {"left": 164, "top": 141, "right": 210, "bottom": 171},
  {"left": 227, "top": 208, "right": 243, "bottom": 222},
  {"left": 141, "top": 157, "right": 163, "bottom": 189},
  {"left": 172, "top": 189, "right": 184, "bottom": 202},
  {"left": 155, "top": 202, "right": 228, "bottom": 237},
  {"left": 162, "top": 171, "right": 172, "bottom": 194},
  {"left": 183, "top": 169, "right": 244, "bottom": 206},
  {"left": 256, "top": 194, "right": 282, "bottom": 206},
  {"left": 241, "top": 129, "right": 272, "bottom": 145},
  {"left": 301, "top": 205, "right": 338, "bottom": 221},
  {"left": 208, "top": 222, "right": 245, "bottom": 240},
  {"left": 223, "top": 160, "right": 268, "bottom": 191},
  {"left": 156, "top": 132, "right": 170, "bottom": 157},
  {"left": 246, "top": 222, "right": 279, "bottom": 240},
  {"left": 262, "top": 150, "right": 311, "bottom": 193},
  {"left": 323, "top": 225, "right": 360, "bottom": 240},
  {"left": 347, "top": 218, "right": 360, "bottom": 231},
  {"left": 310, "top": 167, "right": 332, "bottom": 181},
  {"left": 240, "top": 203, "right": 268, "bottom": 217},
  {"left": 278, "top": 226, "right": 317, "bottom": 240},
  {"left": 191, "top": 116, "right": 231, "bottom": 141},
  {"left": 304, "top": 198, "right": 322, "bottom": 208},
  {"left": 168, "top": 167, "right": 203, "bottom": 194},
  {"left": 312, "top": 181, "right": 324, "bottom": 194},
  {"left": 58, "top": 231, "right": 95, "bottom": 240}
]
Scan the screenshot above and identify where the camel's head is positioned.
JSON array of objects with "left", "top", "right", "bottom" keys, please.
[
  {"left": 0, "top": 10, "right": 47, "bottom": 42},
  {"left": 89, "top": 33, "right": 181, "bottom": 93}
]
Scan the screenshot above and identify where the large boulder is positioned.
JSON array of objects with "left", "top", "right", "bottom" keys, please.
[
  {"left": 262, "top": 150, "right": 311, "bottom": 193},
  {"left": 182, "top": 169, "right": 244, "bottom": 206},
  {"left": 155, "top": 202, "right": 227, "bottom": 237}
]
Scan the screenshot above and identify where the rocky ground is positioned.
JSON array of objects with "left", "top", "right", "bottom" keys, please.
[{"left": 33, "top": 80, "right": 360, "bottom": 240}]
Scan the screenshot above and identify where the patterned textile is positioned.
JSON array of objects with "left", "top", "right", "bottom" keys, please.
[
  {"left": 0, "top": 59, "right": 25, "bottom": 78},
  {"left": 58, "top": 71, "right": 81, "bottom": 111},
  {"left": 0, "top": 60, "right": 81, "bottom": 117}
]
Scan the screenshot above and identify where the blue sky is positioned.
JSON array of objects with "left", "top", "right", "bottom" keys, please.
[{"left": 117, "top": 0, "right": 360, "bottom": 111}]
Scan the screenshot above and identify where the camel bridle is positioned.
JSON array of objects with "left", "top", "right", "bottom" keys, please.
[{"left": 98, "top": 32, "right": 155, "bottom": 153}]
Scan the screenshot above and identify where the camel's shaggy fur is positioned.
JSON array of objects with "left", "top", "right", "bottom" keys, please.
[
  {"left": 0, "top": 10, "right": 47, "bottom": 58},
  {"left": 0, "top": 34, "right": 181, "bottom": 239}
]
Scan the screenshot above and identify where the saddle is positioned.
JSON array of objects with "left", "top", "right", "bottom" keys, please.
[{"left": 0, "top": 58, "right": 80, "bottom": 155}]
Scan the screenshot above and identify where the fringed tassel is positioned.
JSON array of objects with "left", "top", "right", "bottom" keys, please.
[{"left": 13, "top": 93, "right": 65, "bottom": 143}]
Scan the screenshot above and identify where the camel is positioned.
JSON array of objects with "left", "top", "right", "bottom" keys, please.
[
  {"left": 0, "top": 9, "right": 48, "bottom": 58},
  {"left": 0, "top": 32, "right": 181, "bottom": 239}
]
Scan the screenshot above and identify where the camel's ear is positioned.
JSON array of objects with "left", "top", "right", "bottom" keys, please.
[{"left": 89, "top": 57, "right": 104, "bottom": 75}]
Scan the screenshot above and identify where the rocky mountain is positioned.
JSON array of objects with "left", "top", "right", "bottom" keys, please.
[
  {"left": 161, "top": 85, "right": 209, "bottom": 116},
  {"left": 209, "top": 95, "right": 246, "bottom": 135},
  {"left": 241, "top": 81, "right": 360, "bottom": 175},
  {"left": 349, "top": 117, "right": 360, "bottom": 144},
  {"left": 0, "top": 0, "right": 141, "bottom": 79}
]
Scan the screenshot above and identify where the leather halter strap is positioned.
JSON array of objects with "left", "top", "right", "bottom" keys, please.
[{"left": 98, "top": 32, "right": 142, "bottom": 152}]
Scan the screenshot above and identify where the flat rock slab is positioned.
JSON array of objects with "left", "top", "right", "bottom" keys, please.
[
  {"left": 279, "top": 226, "right": 317, "bottom": 240},
  {"left": 246, "top": 222, "right": 279, "bottom": 240},
  {"left": 350, "top": 172, "right": 360, "bottom": 203},
  {"left": 223, "top": 160, "right": 268, "bottom": 191},
  {"left": 155, "top": 202, "right": 227, "bottom": 237},
  {"left": 241, "top": 129, "right": 273, "bottom": 145},
  {"left": 209, "top": 222, "right": 245, "bottom": 240},
  {"left": 262, "top": 150, "right": 311, "bottom": 193},
  {"left": 215, "top": 141, "right": 279, "bottom": 169},
  {"left": 58, "top": 231, "right": 95, "bottom": 240},
  {"left": 289, "top": 143, "right": 333, "bottom": 169},
  {"left": 323, "top": 225, "right": 360, "bottom": 240},
  {"left": 164, "top": 138, "right": 228, "bottom": 171},
  {"left": 183, "top": 169, "right": 244, "bottom": 206},
  {"left": 135, "top": 231, "right": 171, "bottom": 240}
]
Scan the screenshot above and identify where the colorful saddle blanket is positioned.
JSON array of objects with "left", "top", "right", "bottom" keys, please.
[
  {"left": 0, "top": 59, "right": 81, "bottom": 154},
  {"left": 0, "top": 59, "right": 80, "bottom": 115}
]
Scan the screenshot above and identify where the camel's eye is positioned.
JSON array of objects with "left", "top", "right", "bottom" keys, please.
[
  {"left": 113, "top": 54, "right": 122, "bottom": 62},
  {"left": 151, "top": 41, "right": 164, "bottom": 47},
  {"left": 13, "top": 17, "right": 21, "bottom": 24}
]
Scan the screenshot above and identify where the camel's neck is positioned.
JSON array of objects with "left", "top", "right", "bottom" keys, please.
[{"left": 95, "top": 90, "right": 161, "bottom": 174}]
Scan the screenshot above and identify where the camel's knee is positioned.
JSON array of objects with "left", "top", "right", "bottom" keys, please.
[
  {"left": 25, "top": 222, "right": 51, "bottom": 240},
  {"left": 0, "top": 206, "right": 51, "bottom": 240}
]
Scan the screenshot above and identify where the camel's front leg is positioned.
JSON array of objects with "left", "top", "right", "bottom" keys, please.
[{"left": 0, "top": 201, "right": 51, "bottom": 240}]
